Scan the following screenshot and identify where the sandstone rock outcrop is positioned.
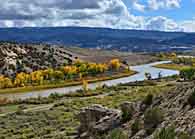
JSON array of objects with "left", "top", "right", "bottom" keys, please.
[
  {"left": 77, "top": 82, "right": 195, "bottom": 139},
  {"left": 77, "top": 104, "right": 122, "bottom": 139}
]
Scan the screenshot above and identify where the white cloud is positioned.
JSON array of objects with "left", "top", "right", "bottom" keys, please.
[
  {"left": 145, "top": 16, "right": 183, "bottom": 32},
  {"left": 147, "top": 0, "right": 181, "bottom": 10},
  {"left": 0, "top": 0, "right": 194, "bottom": 33},
  {"left": 0, "top": 0, "right": 144, "bottom": 29},
  {"left": 130, "top": 0, "right": 146, "bottom": 12},
  {"left": 180, "top": 20, "right": 195, "bottom": 32},
  {"left": 144, "top": 17, "right": 195, "bottom": 33},
  {"left": 147, "top": 0, "right": 164, "bottom": 10},
  {"left": 132, "top": 0, "right": 181, "bottom": 11}
]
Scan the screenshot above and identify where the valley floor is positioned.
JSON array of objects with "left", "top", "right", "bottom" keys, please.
[{"left": 0, "top": 79, "right": 176, "bottom": 139}]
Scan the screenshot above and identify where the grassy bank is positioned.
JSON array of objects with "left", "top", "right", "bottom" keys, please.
[
  {"left": 0, "top": 71, "right": 136, "bottom": 94},
  {"left": 0, "top": 81, "right": 174, "bottom": 139},
  {"left": 154, "top": 63, "right": 191, "bottom": 71}
]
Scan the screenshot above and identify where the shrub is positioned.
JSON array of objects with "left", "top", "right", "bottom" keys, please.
[
  {"left": 153, "top": 126, "right": 176, "bottom": 139},
  {"left": 106, "top": 129, "right": 128, "bottom": 139},
  {"left": 49, "top": 93, "right": 62, "bottom": 99},
  {"left": 131, "top": 119, "right": 142, "bottom": 135},
  {"left": 179, "top": 133, "right": 191, "bottom": 139},
  {"left": 188, "top": 90, "right": 195, "bottom": 107},
  {"left": 145, "top": 72, "right": 152, "bottom": 80},
  {"left": 180, "top": 68, "right": 195, "bottom": 81},
  {"left": 178, "top": 132, "right": 195, "bottom": 139},
  {"left": 143, "top": 94, "right": 153, "bottom": 106},
  {"left": 121, "top": 102, "right": 135, "bottom": 122},
  {"left": 122, "top": 110, "right": 132, "bottom": 122},
  {"left": 144, "top": 107, "right": 164, "bottom": 134}
]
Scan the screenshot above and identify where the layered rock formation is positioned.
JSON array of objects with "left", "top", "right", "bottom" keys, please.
[
  {"left": 77, "top": 104, "right": 121, "bottom": 139},
  {"left": 76, "top": 82, "right": 195, "bottom": 139}
]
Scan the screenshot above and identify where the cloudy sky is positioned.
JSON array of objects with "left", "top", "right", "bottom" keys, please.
[{"left": 0, "top": 0, "right": 194, "bottom": 32}]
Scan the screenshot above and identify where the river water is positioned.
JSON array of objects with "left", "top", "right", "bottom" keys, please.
[{"left": 0, "top": 61, "right": 179, "bottom": 100}]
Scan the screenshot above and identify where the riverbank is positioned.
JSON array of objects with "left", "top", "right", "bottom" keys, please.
[
  {"left": 154, "top": 63, "right": 191, "bottom": 71},
  {"left": 0, "top": 71, "right": 136, "bottom": 95},
  {"left": 0, "top": 79, "right": 176, "bottom": 138},
  {"left": 0, "top": 61, "right": 180, "bottom": 100}
]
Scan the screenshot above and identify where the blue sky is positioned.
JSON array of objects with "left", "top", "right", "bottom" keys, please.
[
  {"left": 123, "top": 0, "right": 195, "bottom": 21},
  {"left": 0, "top": 0, "right": 194, "bottom": 32}
]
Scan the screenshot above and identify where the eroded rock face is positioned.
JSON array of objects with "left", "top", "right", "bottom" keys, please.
[
  {"left": 77, "top": 82, "right": 195, "bottom": 139},
  {"left": 77, "top": 104, "right": 122, "bottom": 139}
]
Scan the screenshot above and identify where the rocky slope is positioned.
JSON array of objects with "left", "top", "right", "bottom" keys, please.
[
  {"left": 77, "top": 82, "right": 195, "bottom": 139},
  {"left": 0, "top": 42, "right": 78, "bottom": 77},
  {"left": 0, "top": 42, "right": 157, "bottom": 78}
]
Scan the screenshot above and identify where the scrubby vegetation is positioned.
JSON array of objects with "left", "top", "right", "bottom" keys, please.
[
  {"left": 180, "top": 68, "right": 195, "bottom": 81},
  {"left": 143, "top": 94, "right": 153, "bottom": 106},
  {"left": 106, "top": 129, "right": 128, "bottom": 139},
  {"left": 144, "top": 107, "right": 164, "bottom": 134},
  {"left": 131, "top": 119, "right": 142, "bottom": 135},
  {"left": 0, "top": 81, "right": 172, "bottom": 139},
  {"left": 153, "top": 126, "right": 176, "bottom": 139},
  {"left": 153, "top": 126, "right": 195, "bottom": 139},
  {"left": 155, "top": 52, "right": 195, "bottom": 71},
  {"left": 188, "top": 89, "right": 195, "bottom": 107},
  {"left": 1, "top": 45, "right": 194, "bottom": 139}
]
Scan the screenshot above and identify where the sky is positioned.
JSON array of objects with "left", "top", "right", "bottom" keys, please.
[{"left": 0, "top": 0, "right": 194, "bottom": 32}]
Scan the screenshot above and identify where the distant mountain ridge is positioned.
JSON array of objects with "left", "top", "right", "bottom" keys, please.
[{"left": 0, "top": 27, "right": 195, "bottom": 52}]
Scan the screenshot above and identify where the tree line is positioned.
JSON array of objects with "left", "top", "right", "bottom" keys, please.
[{"left": 0, "top": 59, "right": 122, "bottom": 89}]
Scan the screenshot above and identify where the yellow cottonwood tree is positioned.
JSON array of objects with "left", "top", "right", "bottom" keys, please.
[
  {"left": 30, "top": 70, "right": 44, "bottom": 85},
  {"left": 110, "top": 59, "right": 121, "bottom": 70},
  {"left": 97, "top": 64, "right": 108, "bottom": 73},
  {"left": 14, "top": 72, "right": 29, "bottom": 87},
  {"left": 0, "top": 76, "right": 13, "bottom": 89}
]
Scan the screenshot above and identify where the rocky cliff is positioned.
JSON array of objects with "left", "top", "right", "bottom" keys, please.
[{"left": 76, "top": 82, "right": 195, "bottom": 139}]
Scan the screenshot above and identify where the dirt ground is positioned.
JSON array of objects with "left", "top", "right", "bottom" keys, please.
[{"left": 65, "top": 47, "right": 158, "bottom": 65}]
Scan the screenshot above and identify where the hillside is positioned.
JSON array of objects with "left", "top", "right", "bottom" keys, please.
[
  {"left": 0, "top": 42, "right": 78, "bottom": 77},
  {"left": 0, "top": 42, "right": 157, "bottom": 78},
  {"left": 0, "top": 27, "right": 195, "bottom": 52}
]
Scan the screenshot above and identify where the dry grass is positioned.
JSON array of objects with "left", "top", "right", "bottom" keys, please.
[{"left": 154, "top": 63, "right": 191, "bottom": 71}]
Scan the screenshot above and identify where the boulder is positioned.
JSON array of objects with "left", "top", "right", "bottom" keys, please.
[{"left": 76, "top": 104, "right": 122, "bottom": 138}]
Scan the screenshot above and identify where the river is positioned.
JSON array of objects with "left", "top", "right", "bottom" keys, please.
[{"left": 0, "top": 61, "right": 179, "bottom": 100}]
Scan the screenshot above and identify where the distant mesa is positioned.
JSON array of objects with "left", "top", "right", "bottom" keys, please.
[{"left": 0, "top": 27, "right": 195, "bottom": 52}]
